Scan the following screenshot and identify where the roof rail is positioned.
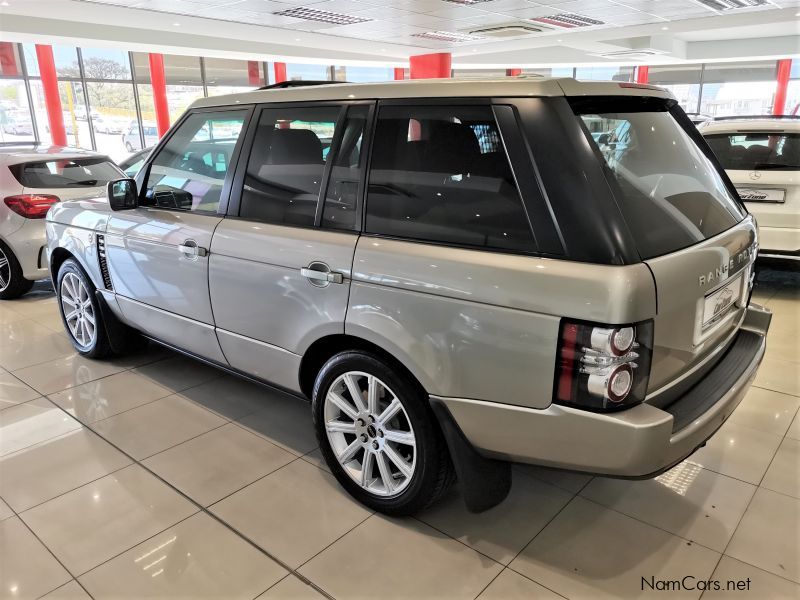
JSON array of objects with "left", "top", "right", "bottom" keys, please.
[
  {"left": 256, "top": 80, "right": 347, "bottom": 91},
  {"left": 712, "top": 115, "right": 800, "bottom": 121}
]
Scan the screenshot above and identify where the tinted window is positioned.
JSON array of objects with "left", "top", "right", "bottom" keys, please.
[
  {"left": 240, "top": 106, "right": 339, "bottom": 226},
  {"left": 10, "top": 157, "right": 122, "bottom": 188},
  {"left": 704, "top": 133, "right": 800, "bottom": 171},
  {"left": 142, "top": 111, "right": 246, "bottom": 213},
  {"left": 365, "top": 105, "right": 534, "bottom": 252},
  {"left": 321, "top": 105, "right": 368, "bottom": 230},
  {"left": 575, "top": 98, "right": 746, "bottom": 260}
]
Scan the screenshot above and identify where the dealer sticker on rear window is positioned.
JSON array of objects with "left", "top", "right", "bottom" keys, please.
[{"left": 736, "top": 188, "right": 786, "bottom": 203}]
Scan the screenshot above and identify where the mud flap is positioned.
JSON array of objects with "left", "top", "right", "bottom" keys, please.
[
  {"left": 93, "top": 291, "right": 141, "bottom": 354},
  {"left": 430, "top": 398, "right": 512, "bottom": 513}
]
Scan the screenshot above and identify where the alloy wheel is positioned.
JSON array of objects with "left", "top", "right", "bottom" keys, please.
[
  {"left": 60, "top": 272, "right": 97, "bottom": 348},
  {"left": 323, "top": 371, "right": 417, "bottom": 497},
  {"left": 0, "top": 247, "right": 10, "bottom": 292}
]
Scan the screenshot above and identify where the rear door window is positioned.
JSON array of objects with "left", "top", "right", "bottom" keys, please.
[
  {"left": 10, "top": 157, "right": 122, "bottom": 188},
  {"left": 704, "top": 132, "right": 800, "bottom": 171},
  {"left": 574, "top": 97, "right": 746, "bottom": 260},
  {"left": 365, "top": 104, "right": 534, "bottom": 252},
  {"left": 238, "top": 106, "right": 339, "bottom": 227}
]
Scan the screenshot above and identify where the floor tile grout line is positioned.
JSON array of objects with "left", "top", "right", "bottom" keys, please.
[
  {"left": 203, "top": 454, "right": 308, "bottom": 509},
  {"left": 34, "top": 578, "right": 95, "bottom": 600},
  {"left": 39, "top": 399, "right": 337, "bottom": 600},
  {"left": 294, "top": 512, "right": 376, "bottom": 574}
]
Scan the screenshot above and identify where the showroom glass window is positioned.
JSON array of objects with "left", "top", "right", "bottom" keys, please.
[
  {"left": 205, "top": 57, "right": 264, "bottom": 96},
  {"left": 239, "top": 106, "right": 340, "bottom": 227},
  {"left": 142, "top": 110, "right": 247, "bottom": 213},
  {"left": 0, "top": 42, "right": 35, "bottom": 143},
  {"left": 365, "top": 105, "right": 535, "bottom": 252},
  {"left": 700, "top": 61, "right": 778, "bottom": 117},
  {"left": 649, "top": 64, "right": 703, "bottom": 114}
]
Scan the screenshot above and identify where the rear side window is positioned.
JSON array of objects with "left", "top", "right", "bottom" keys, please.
[
  {"left": 574, "top": 97, "right": 746, "bottom": 260},
  {"left": 10, "top": 158, "right": 122, "bottom": 188},
  {"left": 239, "top": 106, "right": 339, "bottom": 227},
  {"left": 365, "top": 105, "right": 534, "bottom": 252},
  {"left": 704, "top": 132, "right": 800, "bottom": 171}
]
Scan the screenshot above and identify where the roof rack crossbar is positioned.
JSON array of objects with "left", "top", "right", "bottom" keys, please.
[{"left": 256, "top": 80, "right": 347, "bottom": 91}]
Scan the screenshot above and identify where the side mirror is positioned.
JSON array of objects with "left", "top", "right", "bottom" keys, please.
[{"left": 107, "top": 178, "right": 138, "bottom": 211}]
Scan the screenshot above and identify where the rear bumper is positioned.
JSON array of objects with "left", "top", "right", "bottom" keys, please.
[
  {"left": 4, "top": 219, "right": 49, "bottom": 281},
  {"left": 434, "top": 304, "right": 771, "bottom": 477},
  {"left": 757, "top": 226, "right": 800, "bottom": 260}
]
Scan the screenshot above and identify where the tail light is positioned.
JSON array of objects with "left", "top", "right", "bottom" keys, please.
[
  {"left": 554, "top": 319, "right": 653, "bottom": 411},
  {"left": 4, "top": 194, "right": 60, "bottom": 219}
]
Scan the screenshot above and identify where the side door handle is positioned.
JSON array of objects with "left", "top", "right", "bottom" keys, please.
[
  {"left": 301, "top": 262, "right": 344, "bottom": 286},
  {"left": 178, "top": 240, "right": 208, "bottom": 258}
]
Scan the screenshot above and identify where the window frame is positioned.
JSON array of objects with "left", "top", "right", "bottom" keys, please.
[
  {"left": 360, "top": 98, "right": 551, "bottom": 257},
  {"left": 226, "top": 99, "right": 376, "bottom": 231},
  {"left": 134, "top": 104, "right": 255, "bottom": 217}
]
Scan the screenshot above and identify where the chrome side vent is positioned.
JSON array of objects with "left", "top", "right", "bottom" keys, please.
[{"left": 97, "top": 234, "right": 113, "bottom": 291}]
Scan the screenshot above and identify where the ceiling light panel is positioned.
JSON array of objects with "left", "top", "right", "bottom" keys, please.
[
  {"left": 529, "top": 13, "right": 605, "bottom": 28},
  {"left": 693, "top": 0, "right": 769, "bottom": 9},
  {"left": 413, "top": 30, "right": 487, "bottom": 42},
  {"left": 439, "top": 0, "right": 496, "bottom": 4},
  {"left": 273, "top": 6, "right": 372, "bottom": 25}
]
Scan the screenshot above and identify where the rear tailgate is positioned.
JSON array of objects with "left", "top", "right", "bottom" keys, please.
[
  {"left": 645, "top": 217, "right": 757, "bottom": 399},
  {"left": 728, "top": 169, "right": 800, "bottom": 229}
]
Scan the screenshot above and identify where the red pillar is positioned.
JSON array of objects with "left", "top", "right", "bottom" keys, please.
[
  {"left": 635, "top": 65, "right": 649, "bottom": 84},
  {"left": 409, "top": 53, "right": 451, "bottom": 79},
  {"left": 0, "top": 42, "right": 18, "bottom": 76},
  {"left": 774, "top": 59, "right": 792, "bottom": 116},
  {"left": 394, "top": 67, "right": 405, "bottom": 80},
  {"left": 35, "top": 45, "right": 67, "bottom": 146},
  {"left": 273, "top": 62, "right": 287, "bottom": 83},
  {"left": 247, "top": 61, "right": 262, "bottom": 86},
  {"left": 148, "top": 53, "right": 170, "bottom": 137},
  {"left": 506, "top": 68, "right": 522, "bottom": 77}
]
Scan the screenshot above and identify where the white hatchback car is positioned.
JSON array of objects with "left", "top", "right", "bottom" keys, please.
[
  {"left": 0, "top": 144, "right": 124, "bottom": 298},
  {"left": 701, "top": 116, "right": 800, "bottom": 261}
]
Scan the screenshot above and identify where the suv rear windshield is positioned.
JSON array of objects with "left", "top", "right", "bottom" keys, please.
[
  {"left": 10, "top": 157, "right": 122, "bottom": 189},
  {"left": 704, "top": 132, "right": 800, "bottom": 171},
  {"left": 573, "top": 97, "right": 746, "bottom": 260}
]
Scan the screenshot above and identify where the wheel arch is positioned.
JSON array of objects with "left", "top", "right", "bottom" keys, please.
[{"left": 299, "top": 334, "right": 429, "bottom": 401}]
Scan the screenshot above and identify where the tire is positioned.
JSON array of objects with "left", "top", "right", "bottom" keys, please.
[
  {"left": 0, "top": 241, "right": 34, "bottom": 300},
  {"left": 56, "top": 258, "right": 113, "bottom": 358},
  {"left": 125, "top": 142, "right": 134, "bottom": 152},
  {"left": 312, "top": 351, "right": 454, "bottom": 515}
]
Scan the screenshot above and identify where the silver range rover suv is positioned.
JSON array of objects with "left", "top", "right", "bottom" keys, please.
[{"left": 46, "top": 78, "right": 771, "bottom": 515}]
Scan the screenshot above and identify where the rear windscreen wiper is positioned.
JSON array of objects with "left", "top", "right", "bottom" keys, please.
[{"left": 73, "top": 179, "right": 99, "bottom": 185}]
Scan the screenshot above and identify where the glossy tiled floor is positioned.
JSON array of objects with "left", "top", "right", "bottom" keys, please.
[{"left": 1, "top": 267, "right": 798, "bottom": 600}]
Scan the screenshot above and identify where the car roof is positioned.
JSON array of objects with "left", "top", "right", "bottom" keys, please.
[
  {"left": 191, "top": 77, "right": 673, "bottom": 110},
  {"left": 699, "top": 116, "right": 800, "bottom": 134},
  {"left": 0, "top": 145, "right": 111, "bottom": 164}
]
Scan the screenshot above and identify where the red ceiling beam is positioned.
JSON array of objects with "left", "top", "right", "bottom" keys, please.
[
  {"left": 247, "top": 61, "right": 263, "bottom": 86},
  {"left": 506, "top": 68, "right": 522, "bottom": 77},
  {"left": 394, "top": 67, "right": 405, "bottom": 80},
  {"left": 0, "top": 42, "right": 18, "bottom": 76},
  {"left": 409, "top": 53, "right": 451, "bottom": 79},
  {"left": 635, "top": 65, "right": 649, "bottom": 84},
  {"left": 148, "top": 53, "right": 171, "bottom": 138},
  {"left": 35, "top": 45, "right": 67, "bottom": 147},
  {"left": 774, "top": 59, "right": 792, "bottom": 116}
]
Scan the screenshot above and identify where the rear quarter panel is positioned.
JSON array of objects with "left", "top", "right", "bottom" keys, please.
[{"left": 347, "top": 238, "right": 656, "bottom": 409}]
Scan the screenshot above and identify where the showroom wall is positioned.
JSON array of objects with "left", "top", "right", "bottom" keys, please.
[{"left": 0, "top": 40, "right": 796, "bottom": 162}]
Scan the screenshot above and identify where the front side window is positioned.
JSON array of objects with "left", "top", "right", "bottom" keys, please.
[
  {"left": 365, "top": 105, "right": 534, "bottom": 252},
  {"left": 704, "top": 132, "right": 800, "bottom": 171},
  {"left": 239, "top": 106, "right": 339, "bottom": 226},
  {"left": 142, "top": 111, "right": 246, "bottom": 213},
  {"left": 574, "top": 97, "right": 746, "bottom": 260}
]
